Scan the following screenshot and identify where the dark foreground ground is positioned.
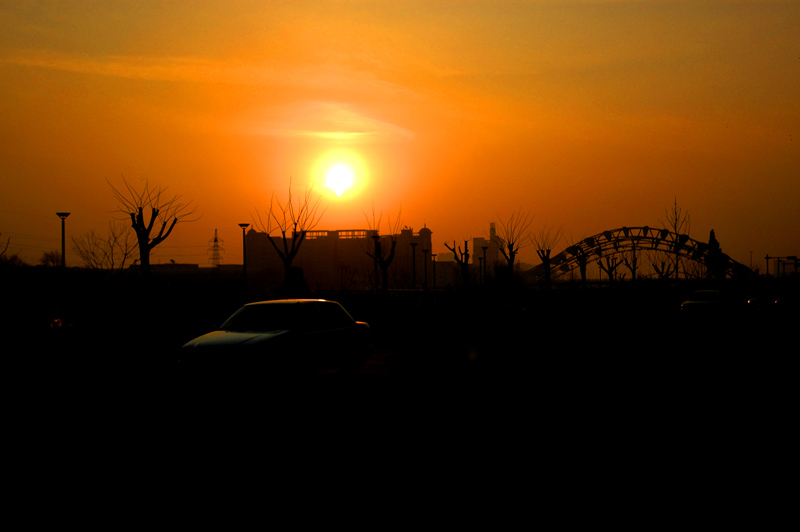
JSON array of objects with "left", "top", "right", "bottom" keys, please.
[
  {"left": 5, "top": 270, "right": 795, "bottom": 525},
  {"left": 6, "top": 267, "right": 796, "bottom": 389}
]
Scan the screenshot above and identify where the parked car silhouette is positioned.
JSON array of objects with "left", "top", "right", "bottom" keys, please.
[
  {"left": 680, "top": 289, "right": 731, "bottom": 316},
  {"left": 180, "top": 299, "right": 371, "bottom": 375}
]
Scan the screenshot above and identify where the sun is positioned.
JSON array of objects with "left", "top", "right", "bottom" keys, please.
[
  {"left": 311, "top": 149, "right": 368, "bottom": 199},
  {"left": 325, "top": 164, "right": 355, "bottom": 197}
]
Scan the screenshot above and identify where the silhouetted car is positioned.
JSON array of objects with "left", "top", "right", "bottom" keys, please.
[
  {"left": 180, "top": 299, "right": 371, "bottom": 375},
  {"left": 680, "top": 290, "right": 726, "bottom": 314}
]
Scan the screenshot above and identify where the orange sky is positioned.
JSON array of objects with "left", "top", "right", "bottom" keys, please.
[{"left": 1, "top": 1, "right": 798, "bottom": 271}]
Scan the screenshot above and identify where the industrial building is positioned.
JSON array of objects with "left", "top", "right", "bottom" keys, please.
[{"left": 245, "top": 225, "right": 433, "bottom": 292}]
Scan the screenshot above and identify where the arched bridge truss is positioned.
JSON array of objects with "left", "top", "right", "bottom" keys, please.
[{"left": 528, "top": 226, "right": 753, "bottom": 281}]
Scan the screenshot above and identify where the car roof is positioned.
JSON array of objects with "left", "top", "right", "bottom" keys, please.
[{"left": 243, "top": 299, "right": 333, "bottom": 306}]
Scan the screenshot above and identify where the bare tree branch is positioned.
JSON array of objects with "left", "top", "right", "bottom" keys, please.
[
  {"left": 363, "top": 205, "right": 402, "bottom": 293},
  {"left": 492, "top": 208, "right": 534, "bottom": 272},
  {"left": 39, "top": 251, "right": 62, "bottom": 267},
  {"left": 253, "top": 179, "right": 327, "bottom": 288},
  {"left": 108, "top": 176, "right": 198, "bottom": 277},
  {"left": 444, "top": 239, "right": 471, "bottom": 287},
  {"left": 660, "top": 197, "right": 691, "bottom": 280},
  {"left": 531, "top": 223, "right": 564, "bottom": 286},
  {"left": 0, "top": 234, "right": 25, "bottom": 267},
  {"left": 72, "top": 220, "right": 137, "bottom": 273}
]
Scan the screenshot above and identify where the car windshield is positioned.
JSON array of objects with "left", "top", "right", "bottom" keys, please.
[
  {"left": 219, "top": 304, "right": 303, "bottom": 333},
  {"left": 218, "top": 301, "right": 355, "bottom": 333}
]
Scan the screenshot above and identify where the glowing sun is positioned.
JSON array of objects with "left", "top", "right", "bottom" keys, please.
[{"left": 325, "top": 164, "right": 355, "bottom": 197}]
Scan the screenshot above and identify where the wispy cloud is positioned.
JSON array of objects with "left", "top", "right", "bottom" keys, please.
[
  {"left": 1, "top": 49, "right": 416, "bottom": 96},
  {"left": 247, "top": 101, "right": 414, "bottom": 142},
  {"left": 2, "top": 49, "right": 275, "bottom": 84},
  {"left": 1, "top": 49, "right": 423, "bottom": 140}
]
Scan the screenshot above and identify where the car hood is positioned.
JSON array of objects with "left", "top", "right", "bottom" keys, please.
[{"left": 182, "top": 330, "right": 289, "bottom": 348}]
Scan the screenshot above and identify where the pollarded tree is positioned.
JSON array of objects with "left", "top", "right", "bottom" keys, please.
[
  {"left": 531, "top": 223, "right": 564, "bottom": 286},
  {"left": 492, "top": 208, "right": 534, "bottom": 275},
  {"left": 110, "top": 177, "right": 198, "bottom": 278},
  {"left": 363, "top": 207, "right": 402, "bottom": 293},
  {"left": 650, "top": 250, "right": 677, "bottom": 280},
  {"left": 444, "top": 239, "right": 471, "bottom": 288},
  {"left": 597, "top": 256, "right": 620, "bottom": 283},
  {"left": 620, "top": 238, "right": 640, "bottom": 281},
  {"left": 254, "top": 179, "right": 326, "bottom": 289},
  {"left": 564, "top": 233, "right": 591, "bottom": 285}
]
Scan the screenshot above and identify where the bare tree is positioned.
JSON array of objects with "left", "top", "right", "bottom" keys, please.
[
  {"left": 531, "top": 224, "right": 564, "bottom": 286},
  {"left": 564, "top": 233, "right": 591, "bottom": 285},
  {"left": 0, "top": 234, "right": 24, "bottom": 267},
  {"left": 597, "top": 256, "right": 620, "bottom": 283},
  {"left": 444, "top": 239, "right": 471, "bottom": 287},
  {"left": 39, "top": 251, "right": 62, "bottom": 267},
  {"left": 650, "top": 250, "right": 677, "bottom": 280},
  {"left": 254, "top": 179, "right": 326, "bottom": 287},
  {"left": 661, "top": 197, "right": 690, "bottom": 280},
  {"left": 363, "top": 207, "right": 402, "bottom": 293},
  {"left": 492, "top": 208, "right": 534, "bottom": 274},
  {"left": 620, "top": 239, "right": 640, "bottom": 281},
  {"left": 110, "top": 177, "right": 197, "bottom": 277},
  {"left": 72, "top": 220, "right": 137, "bottom": 273}
]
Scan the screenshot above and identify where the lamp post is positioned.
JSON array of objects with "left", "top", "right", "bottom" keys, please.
[
  {"left": 481, "top": 246, "right": 488, "bottom": 286},
  {"left": 410, "top": 242, "right": 418, "bottom": 290},
  {"left": 432, "top": 254, "right": 437, "bottom": 290},
  {"left": 56, "top": 212, "right": 70, "bottom": 267},
  {"left": 238, "top": 223, "right": 249, "bottom": 285},
  {"left": 422, "top": 248, "right": 429, "bottom": 290},
  {"left": 372, "top": 234, "right": 380, "bottom": 294}
]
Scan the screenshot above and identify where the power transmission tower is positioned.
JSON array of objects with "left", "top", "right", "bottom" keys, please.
[{"left": 208, "top": 229, "right": 224, "bottom": 267}]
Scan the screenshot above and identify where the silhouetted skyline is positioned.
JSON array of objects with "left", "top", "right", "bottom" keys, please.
[{"left": 1, "top": 1, "right": 798, "bottom": 270}]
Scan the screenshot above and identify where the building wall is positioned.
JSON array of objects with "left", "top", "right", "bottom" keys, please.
[
  {"left": 245, "top": 226, "right": 433, "bottom": 291},
  {"left": 473, "top": 222, "right": 501, "bottom": 269}
]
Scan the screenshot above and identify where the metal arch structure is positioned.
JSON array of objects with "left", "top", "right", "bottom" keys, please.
[{"left": 527, "top": 226, "right": 753, "bottom": 281}]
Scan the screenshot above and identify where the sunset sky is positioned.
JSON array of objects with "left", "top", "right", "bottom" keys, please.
[{"left": 1, "top": 0, "right": 797, "bottom": 272}]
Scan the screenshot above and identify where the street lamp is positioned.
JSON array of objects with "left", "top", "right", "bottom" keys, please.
[
  {"left": 371, "top": 233, "right": 380, "bottom": 294},
  {"left": 422, "top": 248, "right": 429, "bottom": 290},
  {"left": 410, "top": 242, "right": 418, "bottom": 290},
  {"left": 56, "top": 212, "right": 70, "bottom": 267},
  {"left": 481, "top": 245, "right": 488, "bottom": 287},
  {"left": 238, "top": 223, "right": 249, "bottom": 284},
  {"left": 431, "top": 254, "right": 437, "bottom": 290}
]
